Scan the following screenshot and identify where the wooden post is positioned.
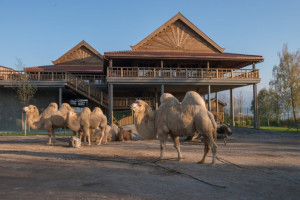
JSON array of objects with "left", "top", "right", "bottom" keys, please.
[
  {"left": 52, "top": 72, "right": 54, "bottom": 81},
  {"left": 155, "top": 87, "right": 158, "bottom": 109},
  {"left": 216, "top": 92, "right": 219, "bottom": 122},
  {"left": 161, "top": 84, "right": 164, "bottom": 96},
  {"left": 252, "top": 63, "right": 259, "bottom": 128},
  {"left": 208, "top": 85, "right": 211, "bottom": 111},
  {"left": 58, "top": 88, "right": 62, "bottom": 107},
  {"left": 109, "top": 84, "right": 114, "bottom": 125},
  {"left": 38, "top": 72, "right": 40, "bottom": 81},
  {"left": 109, "top": 59, "right": 113, "bottom": 68},
  {"left": 230, "top": 88, "right": 235, "bottom": 127},
  {"left": 24, "top": 113, "right": 27, "bottom": 136},
  {"left": 207, "top": 61, "right": 210, "bottom": 69},
  {"left": 161, "top": 60, "right": 164, "bottom": 68}
]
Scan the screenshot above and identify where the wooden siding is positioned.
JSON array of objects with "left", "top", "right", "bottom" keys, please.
[
  {"left": 135, "top": 20, "right": 216, "bottom": 52},
  {"left": 54, "top": 46, "right": 103, "bottom": 65}
]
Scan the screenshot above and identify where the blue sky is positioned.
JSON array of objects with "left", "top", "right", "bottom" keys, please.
[{"left": 1, "top": 0, "right": 300, "bottom": 105}]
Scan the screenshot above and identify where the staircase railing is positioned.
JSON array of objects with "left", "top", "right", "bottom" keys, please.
[{"left": 64, "top": 72, "right": 108, "bottom": 108}]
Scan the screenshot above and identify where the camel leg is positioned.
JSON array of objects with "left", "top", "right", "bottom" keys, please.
[
  {"left": 96, "top": 128, "right": 105, "bottom": 145},
  {"left": 72, "top": 131, "right": 77, "bottom": 136},
  {"left": 198, "top": 139, "right": 209, "bottom": 164},
  {"left": 159, "top": 132, "right": 168, "bottom": 161},
  {"left": 171, "top": 135, "right": 183, "bottom": 161},
  {"left": 159, "top": 140, "right": 166, "bottom": 161},
  {"left": 52, "top": 131, "right": 56, "bottom": 143},
  {"left": 205, "top": 134, "right": 217, "bottom": 166}
]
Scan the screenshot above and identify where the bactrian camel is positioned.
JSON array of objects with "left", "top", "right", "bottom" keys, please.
[
  {"left": 23, "top": 102, "right": 75, "bottom": 144},
  {"left": 131, "top": 91, "right": 218, "bottom": 166},
  {"left": 66, "top": 107, "right": 107, "bottom": 146}
]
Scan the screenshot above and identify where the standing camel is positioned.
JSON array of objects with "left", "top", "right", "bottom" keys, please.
[
  {"left": 131, "top": 91, "right": 218, "bottom": 166},
  {"left": 67, "top": 107, "right": 107, "bottom": 146},
  {"left": 23, "top": 103, "right": 75, "bottom": 144}
]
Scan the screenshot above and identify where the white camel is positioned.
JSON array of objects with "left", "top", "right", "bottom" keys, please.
[{"left": 131, "top": 91, "right": 218, "bottom": 166}]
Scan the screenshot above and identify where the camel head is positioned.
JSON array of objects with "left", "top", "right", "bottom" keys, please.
[
  {"left": 23, "top": 105, "right": 39, "bottom": 115},
  {"left": 66, "top": 111, "right": 81, "bottom": 131},
  {"left": 130, "top": 100, "right": 152, "bottom": 115},
  {"left": 48, "top": 102, "right": 58, "bottom": 110}
]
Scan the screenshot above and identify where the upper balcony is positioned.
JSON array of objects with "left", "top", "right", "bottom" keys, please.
[{"left": 106, "top": 67, "right": 260, "bottom": 85}]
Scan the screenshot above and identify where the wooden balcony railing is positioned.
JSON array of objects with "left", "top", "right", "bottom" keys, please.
[
  {"left": 107, "top": 67, "right": 259, "bottom": 79},
  {"left": 0, "top": 70, "right": 108, "bottom": 108}
]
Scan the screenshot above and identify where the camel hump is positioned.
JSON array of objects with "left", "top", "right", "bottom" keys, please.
[
  {"left": 92, "top": 107, "right": 103, "bottom": 115},
  {"left": 160, "top": 93, "right": 179, "bottom": 104},
  {"left": 182, "top": 91, "right": 205, "bottom": 107},
  {"left": 42, "top": 102, "right": 58, "bottom": 118}
]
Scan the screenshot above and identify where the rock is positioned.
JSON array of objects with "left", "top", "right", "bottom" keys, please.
[{"left": 69, "top": 136, "right": 81, "bottom": 148}]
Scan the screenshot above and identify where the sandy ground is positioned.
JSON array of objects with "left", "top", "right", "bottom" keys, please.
[{"left": 0, "top": 127, "right": 300, "bottom": 200}]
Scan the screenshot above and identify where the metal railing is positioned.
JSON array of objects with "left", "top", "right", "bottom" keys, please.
[{"left": 107, "top": 67, "right": 259, "bottom": 79}]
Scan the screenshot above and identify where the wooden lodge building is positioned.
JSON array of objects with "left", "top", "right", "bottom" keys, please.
[{"left": 0, "top": 12, "right": 263, "bottom": 131}]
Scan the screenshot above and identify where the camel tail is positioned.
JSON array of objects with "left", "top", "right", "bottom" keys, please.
[{"left": 207, "top": 111, "right": 217, "bottom": 141}]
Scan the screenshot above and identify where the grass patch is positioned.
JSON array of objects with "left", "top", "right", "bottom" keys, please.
[
  {"left": 0, "top": 132, "right": 74, "bottom": 136},
  {"left": 259, "top": 126, "right": 299, "bottom": 134}
]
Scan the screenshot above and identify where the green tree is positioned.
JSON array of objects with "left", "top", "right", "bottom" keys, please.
[
  {"left": 270, "top": 44, "right": 300, "bottom": 125},
  {"left": 251, "top": 88, "right": 274, "bottom": 126}
]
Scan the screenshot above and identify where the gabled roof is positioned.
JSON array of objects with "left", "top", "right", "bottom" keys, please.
[
  {"left": 206, "top": 98, "right": 227, "bottom": 106},
  {"left": 24, "top": 65, "right": 103, "bottom": 72},
  {"left": 52, "top": 40, "right": 103, "bottom": 65},
  {"left": 0, "top": 65, "right": 16, "bottom": 71},
  {"left": 131, "top": 12, "right": 225, "bottom": 53}
]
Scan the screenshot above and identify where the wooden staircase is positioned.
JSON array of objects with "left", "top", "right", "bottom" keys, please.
[{"left": 65, "top": 72, "right": 109, "bottom": 108}]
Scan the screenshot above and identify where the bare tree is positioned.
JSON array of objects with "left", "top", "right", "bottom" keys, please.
[
  {"left": 270, "top": 44, "right": 300, "bottom": 125},
  {"left": 13, "top": 58, "right": 37, "bottom": 106}
]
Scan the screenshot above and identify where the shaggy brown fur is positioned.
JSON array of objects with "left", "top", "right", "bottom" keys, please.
[
  {"left": 118, "top": 127, "right": 133, "bottom": 141},
  {"left": 131, "top": 91, "right": 218, "bottom": 166}
]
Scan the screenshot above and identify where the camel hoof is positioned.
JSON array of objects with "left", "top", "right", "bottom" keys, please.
[
  {"left": 178, "top": 157, "right": 184, "bottom": 162},
  {"left": 46, "top": 142, "right": 52, "bottom": 145},
  {"left": 96, "top": 143, "right": 101, "bottom": 146},
  {"left": 211, "top": 163, "right": 216, "bottom": 167},
  {"left": 197, "top": 160, "right": 205, "bottom": 164}
]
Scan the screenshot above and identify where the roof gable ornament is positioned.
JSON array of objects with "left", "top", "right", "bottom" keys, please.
[
  {"left": 52, "top": 40, "right": 103, "bottom": 65},
  {"left": 131, "top": 12, "right": 225, "bottom": 53}
]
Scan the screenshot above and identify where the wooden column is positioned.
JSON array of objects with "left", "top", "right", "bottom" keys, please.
[
  {"left": 160, "top": 60, "right": 164, "bottom": 68},
  {"left": 155, "top": 87, "right": 158, "bottom": 110},
  {"left": 109, "top": 59, "right": 113, "bottom": 68},
  {"left": 161, "top": 84, "right": 164, "bottom": 96},
  {"left": 207, "top": 85, "right": 211, "bottom": 111},
  {"left": 216, "top": 92, "right": 219, "bottom": 122},
  {"left": 207, "top": 61, "right": 210, "bottom": 69},
  {"left": 230, "top": 88, "right": 235, "bottom": 126},
  {"left": 253, "top": 63, "right": 259, "bottom": 129},
  {"left": 109, "top": 84, "right": 114, "bottom": 125},
  {"left": 58, "top": 88, "right": 62, "bottom": 107}
]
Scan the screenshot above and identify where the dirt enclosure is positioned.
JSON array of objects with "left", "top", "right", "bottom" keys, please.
[{"left": 0, "top": 127, "right": 300, "bottom": 200}]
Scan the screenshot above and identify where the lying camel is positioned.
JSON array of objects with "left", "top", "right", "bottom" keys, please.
[{"left": 118, "top": 127, "right": 133, "bottom": 141}]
